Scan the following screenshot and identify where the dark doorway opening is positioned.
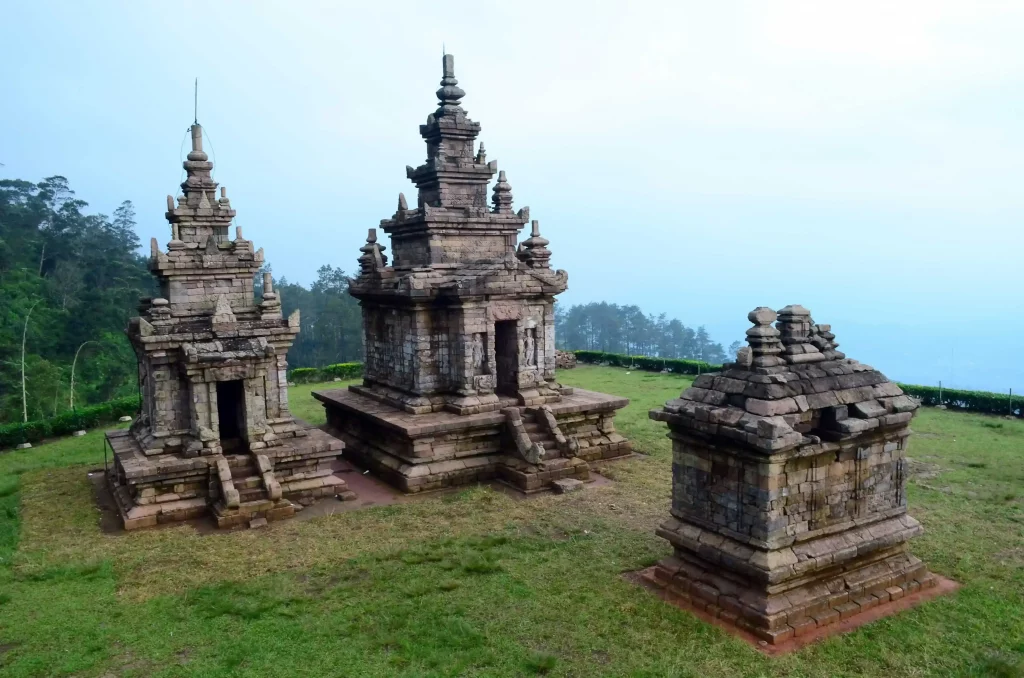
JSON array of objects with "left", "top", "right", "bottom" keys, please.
[
  {"left": 216, "top": 379, "right": 247, "bottom": 452},
  {"left": 494, "top": 321, "right": 519, "bottom": 396}
]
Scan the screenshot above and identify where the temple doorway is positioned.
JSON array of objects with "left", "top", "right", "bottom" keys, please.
[
  {"left": 494, "top": 321, "right": 519, "bottom": 396},
  {"left": 216, "top": 379, "right": 247, "bottom": 452}
]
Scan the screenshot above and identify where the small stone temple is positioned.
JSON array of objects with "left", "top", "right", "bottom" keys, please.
[
  {"left": 314, "top": 54, "right": 631, "bottom": 493},
  {"left": 647, "top": 305, "right": 935, "bottom": 644},
  {"left": 106, "top": 123, "right": 354, "bottom": 530}
]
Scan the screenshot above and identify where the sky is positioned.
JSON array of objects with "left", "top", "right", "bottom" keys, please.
[{"left": 2, "top": 1, "right": 1022, "bottom": 392}]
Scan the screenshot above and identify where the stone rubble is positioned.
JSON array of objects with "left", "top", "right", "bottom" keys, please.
[{"left": 648, "top": 305, "right": 934, "bottom": 644}]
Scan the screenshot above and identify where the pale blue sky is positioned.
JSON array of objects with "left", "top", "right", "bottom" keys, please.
[{"left": 2, "top": 1, "right": 1022, "bottom": 391}]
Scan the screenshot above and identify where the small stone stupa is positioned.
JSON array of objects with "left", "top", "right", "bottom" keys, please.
[
  {"left": 648, "top": 305, "right": 937, "bottom": 645},
  {"left": 314, "top": 54, "right": 631, "bottom": 493},
  {"left": 106, "top": 123, "right": 354, "bottom": 530}
]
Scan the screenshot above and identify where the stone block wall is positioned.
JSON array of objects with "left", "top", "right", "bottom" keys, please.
[{"left": 670, "top": 429, "right": 910, "bottom": 549}]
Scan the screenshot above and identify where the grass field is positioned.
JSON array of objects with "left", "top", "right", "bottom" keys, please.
[{"left": 0, "top": 365, "right": 1022, "bottom": 677}]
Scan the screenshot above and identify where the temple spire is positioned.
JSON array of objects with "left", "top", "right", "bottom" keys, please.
[
  {"left": 181, "top": 122, "right": 216, "bottom": 204},
  {"left": 436, "top": 53, "right": 465, "bottom": 115}
]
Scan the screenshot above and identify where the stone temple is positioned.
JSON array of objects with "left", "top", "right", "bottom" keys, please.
[
  {"left": 647, "top": 305, "right": 935, "bottom": 644},
  {"left": 314, "top": 55, "right": 631, "bottom": 493},
  {"left": 105, "top": 123, "right": 354, "bottom": 530}
]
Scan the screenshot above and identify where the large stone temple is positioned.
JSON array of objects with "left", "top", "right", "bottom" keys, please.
[
  {"left": 314, "top": 55, "right": 632, "bottom": 493},
  {"left": 647, "top": 305, "right": 937, "bottom": 644},
  {"left": 106, "top": 124, "right": 354, "bottom": 530}
]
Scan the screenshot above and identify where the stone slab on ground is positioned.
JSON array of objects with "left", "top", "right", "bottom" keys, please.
[{"left": 551, "top": 478, "right": 584, "bottom": 493}]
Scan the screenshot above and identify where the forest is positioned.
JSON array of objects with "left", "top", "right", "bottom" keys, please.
[
  {"left": 0, "top": 175, "right": 731, "bottom": 425},
  {"left": 555, "top": 302, "right": 734, "bottom": 364},
  {"left": 0, "top": 176, "right": 364, "bottom": 424}
]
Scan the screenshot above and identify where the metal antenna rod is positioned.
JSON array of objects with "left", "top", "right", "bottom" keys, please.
[{"left": 194, "top": 77, "right": 198, "bottom": 124}]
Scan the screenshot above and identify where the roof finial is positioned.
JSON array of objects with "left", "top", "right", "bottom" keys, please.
[
  {"left": 517, "top": 220, "right": 551, "bottom": 268},
  {"left": 194, "top": 77, "right": 198, "bottom": 125},
  {"left": 436, "top": 53, "right": 465, "bottom": 113},
  {"left": 491, "top": 170, "right": 513, "bottom": 213}
]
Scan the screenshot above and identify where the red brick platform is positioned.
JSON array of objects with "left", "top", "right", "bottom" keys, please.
[{"left": 629, "top": 567, "right": 959, "bottom": 655}]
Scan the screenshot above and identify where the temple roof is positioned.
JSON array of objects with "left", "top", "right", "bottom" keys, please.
[{"left": 650, "top": 306, "right": 918, "bottom": 453}]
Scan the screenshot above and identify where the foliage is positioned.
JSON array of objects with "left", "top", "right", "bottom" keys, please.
[
  {"left": 898, "top": 383, "right": 1021, "bottom": 418},
  {"left": 555, "top": 301, "right": 732, "bottom": 364},
  {"left": 288, "top": 362, "right": 363, "bottom": 383},
  {"left": 0, "top": 395, "right": 140, "bottom": 448},
  {"left": 258, "top": 264, "right": 363, "bottom": 369},
  {"left": 0, "top": 176, "right": 153, "bottom": 423},
  {"left": 573, "top": 350, "right": 721, "bottom": 375}
]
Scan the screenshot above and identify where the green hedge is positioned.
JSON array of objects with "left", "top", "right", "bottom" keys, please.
[
  {"left": 0, "top": 395, "right": 141, "bottom": 449},
  {"left": 897, "top": 383, "right": 1020, "bottom": 418},
  {"left": 289, "top": 362, "right": 364, "bottom": 384},
  {"left": 573, "top": 350, "right": 721, "bottom": 375},
  {"left": 571, "top": 350, "right": 1021, "bottom": 418}
]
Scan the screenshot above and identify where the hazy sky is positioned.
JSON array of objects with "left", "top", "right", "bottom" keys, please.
[{"left": 2, "top": 1, "right": 1022, "bottom": 392}]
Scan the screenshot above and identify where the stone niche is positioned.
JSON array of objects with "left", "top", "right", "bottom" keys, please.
[
  {"left": 313, "top": 55, "right": 632, "bottom": 494},
  {"left": 105, "top": 123, "right": 354, "bottom": 530},
  {"left": 647, "top": 305, "right": 938, "bottom": 644}
]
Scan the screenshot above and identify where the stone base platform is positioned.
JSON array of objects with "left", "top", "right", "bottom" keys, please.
[
  {"left": 644, "top": 513, "right": 950, "bottom": 646},
  {"left": 313, "top": 387, "right": 631, "bottom": 494},
  {"left": 105, "top": 425, "right": 355, "bottom": 530},
  {"left": 632, "top": 565, "right": 958, "bottom": 654}
]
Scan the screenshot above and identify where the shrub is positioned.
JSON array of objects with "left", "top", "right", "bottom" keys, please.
[
  {"left": 897, "top": 383, "right": 1020, "bottom": 418},
  {"left": 0, "top": 395, "right": 141, "bottom": 449},
  {"left": 322, "top": 362, "right": 363, "bottom": 380},
  {"left": 288, "top": 367, "right": 321, "bottom": 384},
  {"left": 572, "top": 350, "right": 720, "bottom": 375},
  {"left": 287, "top": 363, "right": 364, "bottom": 384}
]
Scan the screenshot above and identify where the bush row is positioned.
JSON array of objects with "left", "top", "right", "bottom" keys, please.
[
  {"left": 0, "top": 395, "right": 141, "bottom": 449},
  {"left": 289, "top": 362, "right": 364, "bottom": 384},
  {"left": 572, "top": 350, "right": 721, "bottom": 375},
  {"left": 571, "top": 350, "right": 1021, "bottom": 418},
  {"left": 896, "top": 383, "right": 1020, "bottom": 418}
]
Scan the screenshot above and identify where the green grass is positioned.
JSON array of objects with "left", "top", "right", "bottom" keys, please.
[{"left": 0, "top": 365, "right": 1021, "bottom": 676}]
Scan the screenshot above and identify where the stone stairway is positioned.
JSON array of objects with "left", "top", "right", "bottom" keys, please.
[
  {"left": 500, "top": 406, "right": 590, "bottom": 492},
  {"left": 521, "top": 410, "right": 560, "bottom": 457},
  {"left": 212, "top": 452, "right": 294, "bottom": 529}
]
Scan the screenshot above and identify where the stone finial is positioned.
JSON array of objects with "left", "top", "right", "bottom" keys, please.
[
  {"left": 149, "top": 297, "right": 171, "bottom": 321},
  {"left": 358, "top": 228, "right": 388, "bottom": 275},
  {"left": 260, "top": 271, "right": 281, "bottom": 317},
  {"left": 220, "top": 187, "right": 227, "bottom": 199},
  {"left": 235, "top": 225, "right": 243, "bottom": 240},
  {"left": 517, "top": 220, "right": 551, "bottom": 268},
  {"left": 810, "top": 321, "right": 845, "bottom": 360},
  {"left": 745, "top": 307, "right": 784, "bottom": 368},
  {"left": 436, "top": 53, "right": 465, "bottom": 113},
  {"left": 166, "top": 195, "right": 175, "bottom": 213},
  {"left": 188, "top": 124, "right": 207, "bottom": 161},
  {"left": 491, "top": 170, "right": 514, "bottom": 213},
  {"left": 777, "top": 304, "right": 825, "bottom": 364},
  {"left": 398, "top": 192, "right": 408, "bottom": 212},
  {"left": 150, "top": 237, "right": 160, "bottom": 258},
  {"left": 476, "top": 142, "right": 486, "bottom": 163}
]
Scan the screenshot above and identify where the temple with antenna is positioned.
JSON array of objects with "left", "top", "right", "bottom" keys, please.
[
  {"left": 104, "top": 121, "right": 355, "bottom": 530},
  {"left": 314, "top": 54, "right": 632, "bottom": 494}
]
